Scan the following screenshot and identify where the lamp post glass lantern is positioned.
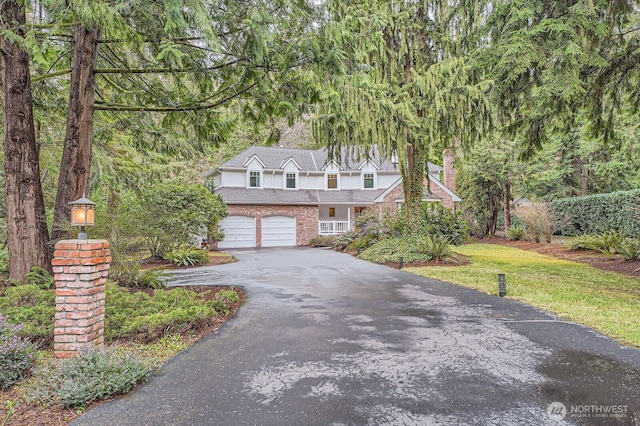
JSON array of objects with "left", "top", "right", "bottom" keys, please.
[{"left": 69, "top": 194, "right": 96, "bottom": 240}]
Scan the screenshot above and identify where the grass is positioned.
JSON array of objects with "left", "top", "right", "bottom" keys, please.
[{"left": 406, "top": 243, "right": 640, "bottom": 347}]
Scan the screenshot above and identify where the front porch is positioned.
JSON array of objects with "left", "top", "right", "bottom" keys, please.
[{"left": 317, "top": 205, "right": 369, "bottom": 235}]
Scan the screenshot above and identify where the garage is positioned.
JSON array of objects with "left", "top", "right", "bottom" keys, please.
[
  {"left": 261, "top": 216, "right": 296, "bottom": 247},
  {"left": 218, "top": 216, "right": 256, "bottom": 249}
]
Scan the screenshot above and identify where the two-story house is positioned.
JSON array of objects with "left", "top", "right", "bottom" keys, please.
[{"left": 207, "top": 146, "right": 460, "bottom": 248}]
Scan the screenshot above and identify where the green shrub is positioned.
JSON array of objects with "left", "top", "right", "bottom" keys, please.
[
  {"left": 616, "top": 238, "right": 640, "bottom": 260},
  {"left": 506, "top": 225, "right": 525, "bottom": 241},
  {"left": 568, "top": 234, "right": 605, "bottom": 251},
  {"left": 0, "top": 249, "right": 8, "bottom": 277},
  {"left": 416, "top": 234, "right": 453, "bottom": 261},
  {"left": 127, "top": 183, "right": 227, "bottom": 257},
  {"left": 358, "top": 237, "right": 433, "bottom": 263},
  {"left": 334, "top": 231, "right": 359, "bottom": 250},
  {"left": 349, "top": 234, "right": 377, "bottom": 251},
  {"left": 0, "top": 315, "right": 37, "bottom": 389},
  {"left": 24, "top": 267, "right": 55, "bottom": 290},
  {"left": 419, "top": 204, "right": 469, "bottom": 246},
  {"left": 215, "top": 289, "right": 239, "bottom": 304},
  {"left": 552, "top": 189, "right": 640, "bottom": 237},
  {"left": 164, "top": 246, "right": 209, "bottom": 267},
  {"left": 105, "top": 284, "right": 233, "bottom": 343},
  {"left": 27, "top": 348, "right": 150, "bottom": 408},
  {"left": 111, "top": 268, "right": 169, "bottom": 289},
  {"left": 568, "top": 232, "right": 640, "bottom": 260},
  {"left": 0, "top": 285, "right": 55, "bottom": 347},
  {"left": 309, "top": 235, "right": 338, "bottom": 247}
]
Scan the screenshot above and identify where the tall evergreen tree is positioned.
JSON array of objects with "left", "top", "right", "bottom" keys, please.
[
  {"left": 1, "top": 0, "right": 52, "bottom": 281},
  {"left": 313, "top": 0, "right": 491, "bottom": 216}
]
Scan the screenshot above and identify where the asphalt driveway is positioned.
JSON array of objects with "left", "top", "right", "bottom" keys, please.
[{"left": 74, "top": 247, "right": 640, "bottom": 425}]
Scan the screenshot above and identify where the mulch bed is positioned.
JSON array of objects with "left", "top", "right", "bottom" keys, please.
[
  {"left": 383, "top": 252, "right": 471, "bottom": 269},
  {"left": 140, "top": 252, "right": 236, "bottom": 270},
  {"left": 483, "top": 237, "right": 640, "bottom": 277}
]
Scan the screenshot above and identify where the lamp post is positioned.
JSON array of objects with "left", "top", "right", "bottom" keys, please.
[{"left": 69, "top": 194, "right": 96, "bottom": 240}]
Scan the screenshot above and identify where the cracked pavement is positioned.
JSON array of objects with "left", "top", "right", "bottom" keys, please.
[{"left": 73, "top": 247, "right": 640, "bottom": 425}]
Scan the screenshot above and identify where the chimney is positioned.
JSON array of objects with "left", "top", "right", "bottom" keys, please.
[{"left": 442, "top": 148, "right": 456, "bottom": 193}]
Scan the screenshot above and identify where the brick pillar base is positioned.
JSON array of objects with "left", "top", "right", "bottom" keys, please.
[{"left": 52, "top": 240, "right": 111, "bottom": 358}]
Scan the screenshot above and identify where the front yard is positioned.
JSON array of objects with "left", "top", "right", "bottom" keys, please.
[{"left": 407, "top": 243, "right": 640, "bottom": 347}]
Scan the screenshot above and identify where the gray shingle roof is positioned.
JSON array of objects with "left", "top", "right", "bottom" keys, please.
[
  {"left": 217, "top": 146, "right": 438, "bottom": 172},
  {"left": 215, "top": 187, "right": 388, "bottom": 205}
]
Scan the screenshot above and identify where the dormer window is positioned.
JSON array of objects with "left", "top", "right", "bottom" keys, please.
[
  {"left": 249, "top": 170, "right": 262, "bottom": 188},
  {"left": 363, "top": 172, "right": 375, "bottom": 189},
  {"left": 286, "top": 172, "right": 297, "bottom": 189},
  {"left": 327, "top": 173, "right": 338, "bottom": 189}
]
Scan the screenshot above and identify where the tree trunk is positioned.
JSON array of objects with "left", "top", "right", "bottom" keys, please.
[
  {"left": 504, "top": 181, "right": 511, "bottom": 232},
  {"left": 401, "top": 142, "right": 422, "bottom": 219},
  {"left": 52, "top": 25, "right": 100, "bottom": 241},
  {"left": 1, "top": 0, "right": 52, "bottom": 281}
]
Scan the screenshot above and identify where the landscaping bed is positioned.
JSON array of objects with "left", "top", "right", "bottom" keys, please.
[
  {"left": 0, "top": 285, "right": 244, "bottom": 426},
  {"left": 486, "top": 237, "right": 640, "bottom": 277}
]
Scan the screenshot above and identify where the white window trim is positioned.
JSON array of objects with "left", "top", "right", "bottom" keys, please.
[
  {"left": 247, "top": 170, "right": 263, "bottom": 189},
  {"left": 325, "top": 172, "right": 340, "bottom": 190},
  {"left": 362, "top": 172, "right": 376, "bottom": 190},
  {"left": 284, "top": 171, "right": 298, "bottom": 190}
]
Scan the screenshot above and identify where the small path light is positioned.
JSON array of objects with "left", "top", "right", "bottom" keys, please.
[
  {"left": 399, "top": 256, "right": 404, "bottom": 269},
  {"left": 498, "top": 273, "right": 507, "bottom": 297},
  {"left": 69, "top": 194, "right": 96, "bottom": 240}
]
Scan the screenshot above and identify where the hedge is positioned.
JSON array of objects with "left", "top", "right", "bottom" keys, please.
[{"left": 551, "top": 189, "right": 640, "bottom": 237}]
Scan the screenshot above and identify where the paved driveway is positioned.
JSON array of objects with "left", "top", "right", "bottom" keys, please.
[{"left": 74, "top": 247, "right": 640, "bottom": 425}]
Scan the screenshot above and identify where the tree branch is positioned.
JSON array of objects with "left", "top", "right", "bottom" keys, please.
[
  {"left": 94, "top": 60, "right": 241, "bottom": 74},
  {"left": 93, "top": 82, "right": 258, "bottom": 111}
]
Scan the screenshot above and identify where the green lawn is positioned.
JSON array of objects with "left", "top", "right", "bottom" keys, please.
[{"left": 406, "top": 243, "right": 640, "bottom": 347}]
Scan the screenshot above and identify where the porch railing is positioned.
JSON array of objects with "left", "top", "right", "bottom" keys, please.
[{"left": 318, "top": 221, "right": 350, "bottom": 235}]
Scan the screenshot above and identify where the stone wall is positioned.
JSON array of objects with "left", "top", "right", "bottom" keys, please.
[{"left": 52, "top": 240, "right": 111, "bottom": 358}]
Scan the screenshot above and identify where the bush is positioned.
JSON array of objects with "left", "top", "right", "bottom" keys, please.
[
  {"left": 552, "top": 189, "right": 640, "bottom": 237},
  {"left": 334, "top": 232, "right": 359, "bottom": 250},
  {"left": 616, "top": 238, "right": 640, "bottom": 260},
  {"left": 0, "top": 315, "right": 37, "bottom": 389},
  {"left": 111, "top": 268, "right": 169, "bottom": 289},
  {"left": 506, "top": 225, "right": 525, "bottom": 241},
  {"left": 358, "top": 235, "right": 452, "bottom": 264},
  {"left": 26, "top": 348, "right": 150, "bottom": 408},
  {"left": 568, "top": 232, "right": 640, "bottom": 260},
  {"left": 128, "top": 183, "right": 227, "bottom": 257},
  {"left": 0, "top": 248, "right": 8, "bottom": 277},
  {"left": 105, "top": 284, "right": 235, "bottom": 343},
  {"left": 513, "top": 202, "right": 563, "bottom": 243},
  {"left": 309, "top": 235, "right": 338, "bottom": 247},
  {"left": 164, "top": 247, "right": 209, "bottom": 267},
  {"left": 24, "top": 267, "right": 55, "bottom": 290},
  {"left": 0, "top": 285, "right": 55, "bottom": 347},
  {"left": 416, "top": 234, "right": 453, "bottom": 261}
]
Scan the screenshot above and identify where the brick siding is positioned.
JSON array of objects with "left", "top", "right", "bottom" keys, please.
[{"left": 224, "top": 205, "right": 318, "bottom": 246}]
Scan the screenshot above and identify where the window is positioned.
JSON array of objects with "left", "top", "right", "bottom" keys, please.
[
  {"left": 286, "top": 172, "right": 297, "bottom": 189},
  {"left": 249, "top": 171, "right": 261, "bottom": 188},
  {"left": 363, "top": 173, "right": 375, "bottom": 189},
  {"left": 329, "top": 207, "right": 336, "bottom": 217},
  {"left": 327, "top": 173, "right": 338, "bottom": 189}
]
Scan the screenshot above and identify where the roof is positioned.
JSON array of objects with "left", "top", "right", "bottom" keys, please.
[
  {"left": 215, "top": 187, "right": 389, "bottom": 205},
  {"left": 208, "top": 146, "right": 442, "bottom": 175}
]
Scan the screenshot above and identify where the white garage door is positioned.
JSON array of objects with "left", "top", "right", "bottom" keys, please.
[
  {"left": 218, "top": 216, "right": 256, "bottom": 249},
  {"left": 262, "top": 216, "right": 296, "bottom": 247}
]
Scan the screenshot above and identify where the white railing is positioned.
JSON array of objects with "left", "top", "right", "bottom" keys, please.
[{"left": 318, "top": 221, "right": 350, "bottom": 235}]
